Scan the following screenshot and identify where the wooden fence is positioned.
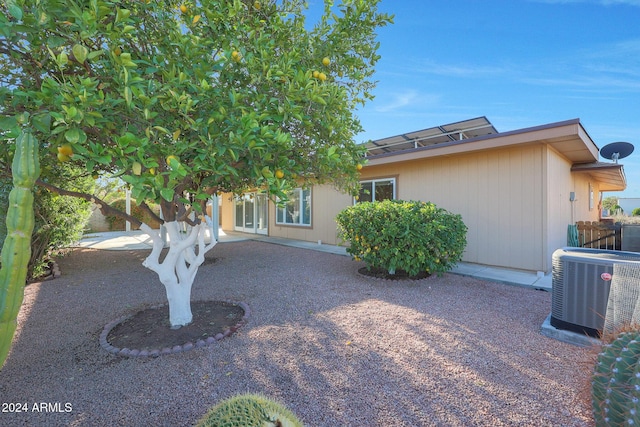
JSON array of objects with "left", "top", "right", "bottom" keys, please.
[{"left": 576, "top": 221, "right": 621, "bottom": 250}]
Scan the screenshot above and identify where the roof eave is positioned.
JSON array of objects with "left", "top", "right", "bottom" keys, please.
[
  {"left": 365, "top": 119, "right": 600, "bottom": 166},
  {"left": 571, "top": 162, "right": 627, "bottom": 192}
]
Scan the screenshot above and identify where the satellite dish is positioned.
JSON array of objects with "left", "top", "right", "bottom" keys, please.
[{"left": 600, "top": 141, "right": 634, "bottom": 163}]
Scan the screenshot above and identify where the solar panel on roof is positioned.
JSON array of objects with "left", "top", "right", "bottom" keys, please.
[{"left": 363, "top": 116, "right": 498, "bottom": 156}]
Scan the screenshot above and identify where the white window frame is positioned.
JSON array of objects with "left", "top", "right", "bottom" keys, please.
[
  {"left": 357, "top": 178, "right": 396, "bottom": 203},
  {"left": 276, "top": 188, "right": 311, "bottom": 226}
]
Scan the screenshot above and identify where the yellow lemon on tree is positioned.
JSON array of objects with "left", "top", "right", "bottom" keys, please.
[
  {"left": 132, "top": 162, "right": 142, "bottom": 176},
  {"left": 253, "top": 1, "right": 261, "bottom": 9},
  {"left": 231, "top": 51, "right": 241, "bottom": 62},
  {"left": 275, "top": 169, "right": 284, "bottom": 179},
  {"left": 356, "top": 163, "right": 363, "bottom": 170},
  {"left": 166, "top": 155, "right": 180, "bottom": 166},
  {"left": 322, "top": 57, "right": 331, "bottom": 66},
  {"left": 312, "top": 70, "right": 319, "bottom": 78},
  {"left": 179, "top": 4, "right": 187, "bottom": 13},
  {"left": 57, "top": 144, "right": 73, "bottom": 157},
  {"left": 318, "top": 72, "right": 327, "bottom": 81}
]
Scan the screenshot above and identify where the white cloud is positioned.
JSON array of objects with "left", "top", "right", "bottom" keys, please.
[
  {"left": 374, "top": 90, "right": 440, "bottom": 113},
  {"left": 410, "top": 60, "right": 508, "bottom": 78}
]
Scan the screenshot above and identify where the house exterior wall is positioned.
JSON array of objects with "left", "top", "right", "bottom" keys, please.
[
  {"left": 217, "top": 141, "right": 608, "bottom": 273},
  {"left": 267, "top": 186, "right": 352, "bottom": 244},
  {"left": 218, "top": 188, "right": 352, "bottom": 245},
  {"left": 544, "top": 146, "right": 599, "bottom": 272},
  {"left": 360, "top": 145, "right": 547, "bottom": 271}
]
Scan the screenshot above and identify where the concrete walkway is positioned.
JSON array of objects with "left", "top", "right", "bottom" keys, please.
[{"left": 76, "top": 229, "right": 552, "bottom": 290}]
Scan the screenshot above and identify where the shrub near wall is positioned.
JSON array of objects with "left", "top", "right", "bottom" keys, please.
[{"left": 336, "top": 200, "right": 467, "bottom": 277}]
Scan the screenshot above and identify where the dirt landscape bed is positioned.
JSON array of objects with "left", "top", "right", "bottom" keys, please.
[{"left": 0, "top": 241, "right": 595, "bottom": 426}]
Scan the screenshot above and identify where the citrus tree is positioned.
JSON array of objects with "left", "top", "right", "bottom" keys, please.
[{"left": 0, "top": 0, "right": 392, "bottom": 327}]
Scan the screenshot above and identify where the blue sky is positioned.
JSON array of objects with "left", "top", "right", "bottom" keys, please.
[{"left": 306, "top": 0, "right": 640, "bottom": 198}]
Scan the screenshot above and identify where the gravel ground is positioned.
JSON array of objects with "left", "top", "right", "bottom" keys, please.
[{"left": 0, "top": 241, "right": 595, "bottom": 426}]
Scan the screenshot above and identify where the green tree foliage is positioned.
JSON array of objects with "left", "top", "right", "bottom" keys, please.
[
  {"left": 632, "top": 207, "right": 640, "bottom": 216},
  {"left": 336, "top": 200, "right": 468, "bottom": 277},
  {"left": 0, "top": 0, "right": 393, "bottom": 226},
  {"left": 602, "top": 196, "right": 619, "bottom": 212}
]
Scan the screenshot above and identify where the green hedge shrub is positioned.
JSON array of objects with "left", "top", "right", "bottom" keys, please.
[
  {"left": 105, "top": 198, "right": 161, "bottom": 230},
  {"left": 336, "top": 200, "right": 467, "bottom": 276},
  {"left": 632, "top": 207, "right": 640, "bottom": 216},
  {"left": 0, "top": 166, "right": 94, "bottom": 280}
]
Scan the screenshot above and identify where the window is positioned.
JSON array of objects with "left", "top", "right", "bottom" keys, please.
[
  {"left": 358, "top": 178, "right": 396, "bottom": 202},
  {"left": 276, "top": 188, "right": 311, "bottom": 226}
]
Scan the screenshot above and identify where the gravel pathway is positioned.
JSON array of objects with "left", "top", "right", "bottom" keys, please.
[{"left": 0, "top": 241, "right": 595, "bottom": 426}]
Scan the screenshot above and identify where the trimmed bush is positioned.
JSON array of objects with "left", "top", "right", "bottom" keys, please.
[
  {"left": 632, "top": 207, "right": 640, "bottom": 216},
  {"left": 336, "top": 200, "right": 467, "bottom": 277}
]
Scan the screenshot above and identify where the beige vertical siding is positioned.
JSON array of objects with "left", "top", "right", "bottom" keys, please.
[
  {"left": 544, "top": 146, "right": 602, "bottom": 271},
  {"left": 268, "top": 186, "right": 353, "bottom": 245},
  {"left": 360, "top": 145, "right": 546, "bottom": 271},
  {"left": 219, "top": 193, "right": 234, "bottom": 231},
  {"left": 217, "top": 143, "right": 607, "bottom": 273},
  {"left": 219, "top": 188, "right": 352, "bottom": 245}
]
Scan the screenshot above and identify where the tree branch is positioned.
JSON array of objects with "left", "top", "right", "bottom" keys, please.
[{"left": 35, "top": 179, "right": 146, "bottom": 229}]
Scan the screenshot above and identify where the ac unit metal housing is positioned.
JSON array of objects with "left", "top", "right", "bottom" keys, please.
[{"left": 551, "top": 247, "right": 640, "bottom": 337}]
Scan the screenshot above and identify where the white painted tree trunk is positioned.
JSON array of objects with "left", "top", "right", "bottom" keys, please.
[{"left": 140, "top": 218, "right": 217, "bottom": 328}]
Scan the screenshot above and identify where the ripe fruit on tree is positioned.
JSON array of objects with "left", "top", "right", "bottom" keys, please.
[
  {"left": 318, "top": 72, "right": 327, "bottom": 81},
  {"left": 253, "top": 1, "right": 261, "bottom": 9},
  {"left": 275, "top": 169, "right": 284, "bottom": 179},
  {"left": 322, "top": 57, "right": 331, "bottom": 66},
  {"left": 132, "top": 162, "right": 142, "bottom": 175},
  {"left": 356, "top": 163, "right": 363, "bottom": 170},
  {"left": 312, "top": 70, "right": 319, "bottom": 78},
  {"left": 166, "top": 155, "right": 180, "bottom": 166},
  {"left": 231, "top": 51, "right": 241, "bottom": 62},
  {"left": 180, "top": 4, "right": 187, "bottom": 13},
  {"left": 57, "top": 144, "right": 73, "bottom": 157}
]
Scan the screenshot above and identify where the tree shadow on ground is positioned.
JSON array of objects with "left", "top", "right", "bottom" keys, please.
[{"left": 0, "top": 241, "right": 594, "bottom": 426}]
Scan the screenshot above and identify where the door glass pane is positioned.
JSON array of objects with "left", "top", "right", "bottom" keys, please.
[
  {"left": 235, "top": 197, "right": 243, "bottom": 228},
  {"left": 244, "top": 194, "right": 254, "bottom": 228},
  {"left": 256, "top": 193, "right": 268, "bottom": 232}
]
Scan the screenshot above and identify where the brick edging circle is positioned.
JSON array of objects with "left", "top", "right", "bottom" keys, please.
[{"left": 99, "top": 300, "right": 250, "bottom": 357}]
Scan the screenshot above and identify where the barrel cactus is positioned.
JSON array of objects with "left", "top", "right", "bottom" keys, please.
[
  {"left": 592, "top": 330, "right": 640, "bottom": 425},
  {"left": 196, "top": 393, "right": 303, "bottom": 427},
  {"left": 0, "top": 129, "right": 40, "bottom": 368}
]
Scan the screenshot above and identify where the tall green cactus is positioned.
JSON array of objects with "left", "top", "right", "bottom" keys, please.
[
  {"left": 592, "top": 330, "right": 640, "bottom": 426},
  {"left": 0, "top": 129, "right": 40, "bottom": 369}
]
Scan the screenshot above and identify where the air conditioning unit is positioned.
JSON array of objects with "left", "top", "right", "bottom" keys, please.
[{"left": 551, "top": 247, "right": 640, "bottom": 337}]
